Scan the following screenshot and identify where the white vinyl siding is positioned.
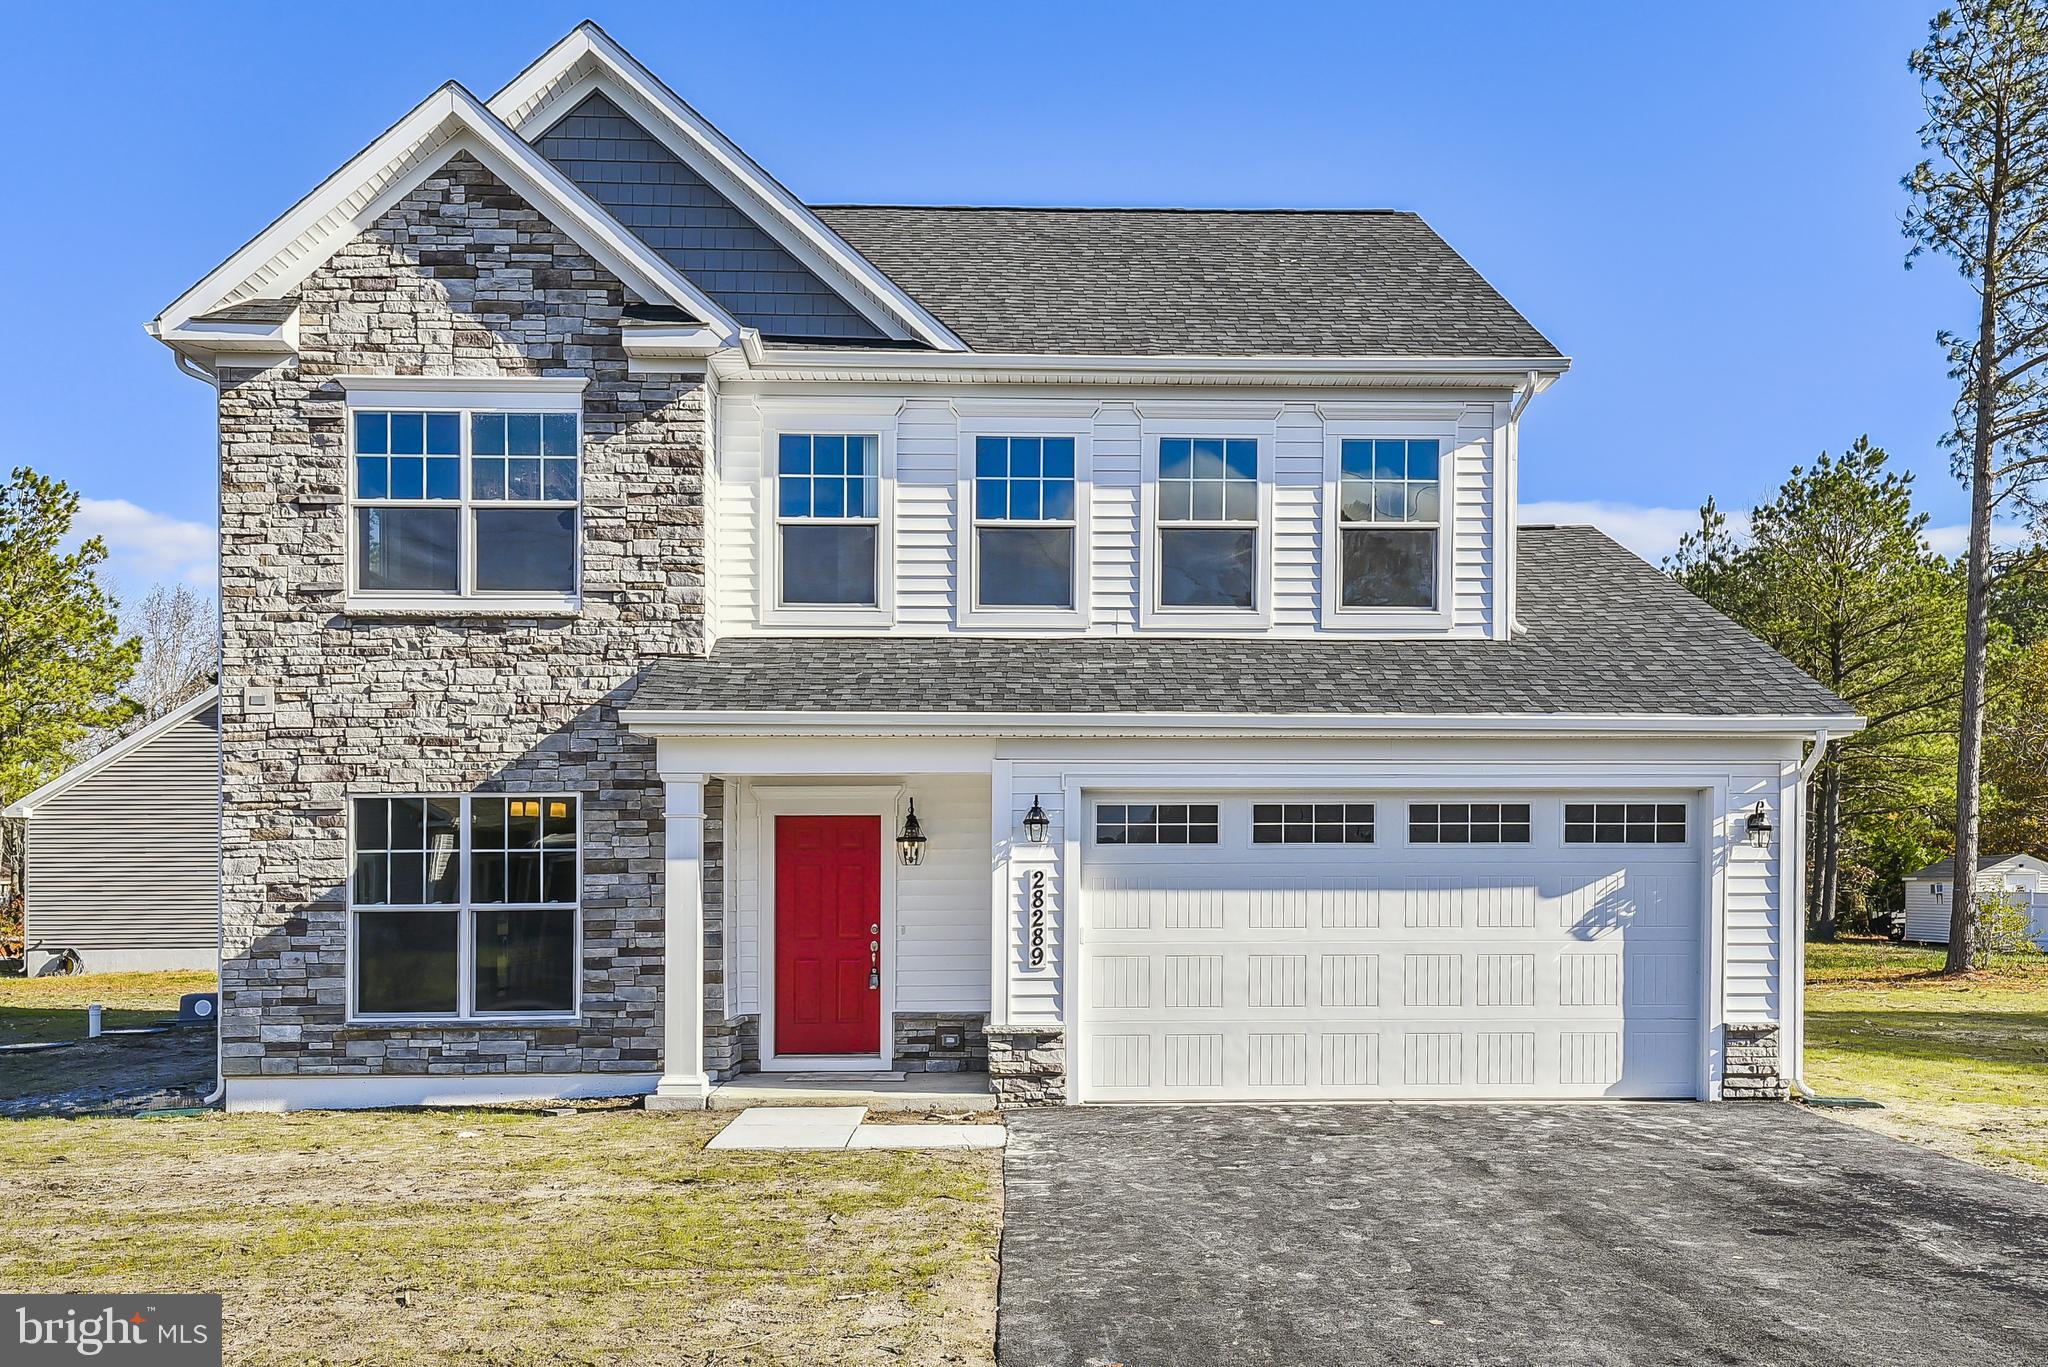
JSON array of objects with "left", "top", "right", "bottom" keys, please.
[
  {"left": 22, "top": 705, "right": 219, "bottom": 964},
  {"left": 714, "top": 392, "right": 1509, "bottom": 637},
  {"left": 732, "top": 773, "right": 993, "bottom": 1016}
]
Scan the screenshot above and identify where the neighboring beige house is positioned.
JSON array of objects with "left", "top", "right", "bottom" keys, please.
[
  {"left": 2, "top": 690, "right": 219, "bottom": 974},
  {"left": 1900, "top": 854, "right": 2048, "bottom": 947}
]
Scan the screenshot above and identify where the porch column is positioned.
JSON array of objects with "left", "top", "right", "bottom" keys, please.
[{"left": 650, "top": 771, "right": 710, "bottom": 1110}]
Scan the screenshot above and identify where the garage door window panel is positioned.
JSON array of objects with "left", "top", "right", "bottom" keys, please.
[
  {"left": 1564, "top": 803, "right": 1687, "bottom": 845},
  {"left": 1096, "top": 803, "right": 1220, "bottom": 845},
  {"left": 1409, "top": 803, "right": 1532, "bottom": 844},
  {"left": 1252, "top": 802, "right": 1375, "bottom": 844}
]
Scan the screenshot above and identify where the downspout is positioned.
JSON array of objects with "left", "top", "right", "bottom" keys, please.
[
  {"left": 176, "top": 346, "right": 229, "bottom": 1108},
  {"left": 1788, "top": 728, "right": 1831, "bottom": 1099},
  {"left": 1506, "top": 371, "right": 1541, "bottom": 636}
]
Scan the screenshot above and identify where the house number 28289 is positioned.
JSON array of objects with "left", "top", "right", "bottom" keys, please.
[{"left": 1027, "top": 869, "right": 1047, "bottom": 969}]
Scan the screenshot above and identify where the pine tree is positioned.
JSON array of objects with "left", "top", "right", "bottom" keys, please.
[
  {"left": 0, "top": 466, "right": 140, "bottom": 804},
  {"left": 1905, "top": 0, "right": 2048, "bottom": 971},
  {"left": 1672, "top": 441, "right": 1968, "bottom": 939}
]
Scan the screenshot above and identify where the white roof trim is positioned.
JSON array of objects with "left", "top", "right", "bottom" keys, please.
[
  {"left": 489, "top": 22, "right": 968, "bottom": 353},
  {"left": 3, "top": 688, "right": 219, "bottom": 820},
  {"left": 714, "top": 336, "right": 1572, "bottom": 387},
  {"left": 150, "top": 83, "right": 740, "bottom": 358},
  {"left": 618, "top": 708, "right": 1863, "bottom": 740}
]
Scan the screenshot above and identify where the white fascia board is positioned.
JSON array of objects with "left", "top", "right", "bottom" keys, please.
[
  {"left": 617, "top": 708, "right": 1866, "bottom": 740},
  {"left": 489, "top": 23, "right": 968, "bottom": 353},
  {"left": 623, "top": 325, "right": 733, "bottom": 371},
  {"left": 149, "top": 82, "right": 739, "bottom": 364},
  {"left": 716, "top": 344, "right": 1572, "bottom": 388},
  {"left": 3, "top": 687, "right": 219, "bottom": 819}
]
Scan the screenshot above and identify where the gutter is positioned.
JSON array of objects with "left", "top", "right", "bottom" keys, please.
[{"left": 618, "top": 708, "right": 1867, "bottom": 739}]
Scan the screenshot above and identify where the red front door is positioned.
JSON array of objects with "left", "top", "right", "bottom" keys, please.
[{"left": 774, "top": 815, "right": 881, "bottom": 1055}]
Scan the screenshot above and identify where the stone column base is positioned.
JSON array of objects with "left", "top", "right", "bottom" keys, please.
[
  {"left": 1722, "top": 1023, "right": 1785, "bottom": 1100},
  {"left": 986, "top": 1025, "right": 1066, "bottom": 1107}
]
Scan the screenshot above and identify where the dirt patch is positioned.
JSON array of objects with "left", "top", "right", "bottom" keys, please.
[{"left": 0, "top": 1027, "right": 215, "bottom": 1116}]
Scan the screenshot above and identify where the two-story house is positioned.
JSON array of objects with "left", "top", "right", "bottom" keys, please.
[{"left": 151, "top": 23, "right": 1859, "bottom": 1112}]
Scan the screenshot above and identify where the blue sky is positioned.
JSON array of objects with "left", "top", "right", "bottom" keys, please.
[{"left": 0, "top": 1, "right": 1995, "bottom": 598}]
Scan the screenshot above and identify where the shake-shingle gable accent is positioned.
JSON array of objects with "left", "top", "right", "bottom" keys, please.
[
  {"left": 535, "top": 92, "right": 886, "bottom": 341},
  {"left": 809, "top": 206, "right": 1562, "bottom": 358},
  {"left": 624, "top": 527, "right": 1852, "bottom": 720}
]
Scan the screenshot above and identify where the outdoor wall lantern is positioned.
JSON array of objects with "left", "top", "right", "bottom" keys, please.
[
  {"left": 1022, "top": 796, "right": 1052, "bottom": 845},
  {"left": 896, "top": 800, "right": 928, "bottom": 866},
  {"left": 1745, "top": 801, "right": 1775, "bottom": 849}
]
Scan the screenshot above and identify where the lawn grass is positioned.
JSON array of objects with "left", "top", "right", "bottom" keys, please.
[
  {"left": 1805, "top": 938, "right": 2048, "bottom": 1179},
  {"left": 0, "top": 1103, "right": 1000, "bottom": 1365},
  {"left": 0, "top": 970, "right": 216, "bottom": 1045}
]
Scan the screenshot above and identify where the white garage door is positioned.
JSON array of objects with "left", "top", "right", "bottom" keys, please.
[{"left": 1077, "top": 794, "right": 1703, "bottom": 1101}]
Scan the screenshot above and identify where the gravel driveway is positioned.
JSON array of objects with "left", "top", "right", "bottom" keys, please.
[{"left": 998, "top": 1103, "right": 2048, "bottom": 1366}]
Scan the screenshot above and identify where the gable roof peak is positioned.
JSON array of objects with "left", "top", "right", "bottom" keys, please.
[
  {"left": 149, "top": 78, "right": 740, "bottom": 372},
  {"left": 488, "top": 22, "right": 966, "bottom": 352}
]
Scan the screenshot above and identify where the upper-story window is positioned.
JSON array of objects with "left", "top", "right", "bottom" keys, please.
[
  {"left": 974, "top": 437, "right": 1077, "bottom": 609},
  {"left": 1158, "top": 438, "right": 1258, "bottom": 609},
  {"left": 351, "top": 407, "right": 579, "bottom": 601},
  {"left": 778, "top": 433, "right": 880, "bottom": 606},
  {"left": 1337, "top": 438, "right": 1439, "bottom": 609}
]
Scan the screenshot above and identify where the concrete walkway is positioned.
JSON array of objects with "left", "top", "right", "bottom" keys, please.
[
  {"left": 999, "top": 1103, "right": 2048, "bottom": 1366},
  {"left": 705, "top": 1105, "right": 1005, "bottom": 1151}
]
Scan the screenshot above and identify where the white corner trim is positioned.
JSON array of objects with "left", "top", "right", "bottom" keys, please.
[
  {"left": 4, "top": 687, "right": 219, "bottom": 819},
  {"left": 150, "top": 82, "right": 739, "bottom": 353},
  {"left": 488, "top": 23, "right": 968, "bottom": 352},
  {"left": 223, "top": 1072, "right": 660, "bottom": 1113}
]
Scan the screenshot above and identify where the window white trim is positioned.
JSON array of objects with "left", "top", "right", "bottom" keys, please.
[
  {"left": 1136, "top": 408, "right": 1277, "bottom": 631},
  {"left": 345, "top": 792, "right": 584, "bottom": 1025},
  {"left": 1318, "top": 418, "right": 1457, "bottom": 631},
  {"left": 342, "top": 391, "right": 584, "bottom": 616},
  {"left": 757, "top": 406, "right": 899, "bottom": 628},
  {"left": 956, "top": 412, "right": 1094, "bottom": 630}
]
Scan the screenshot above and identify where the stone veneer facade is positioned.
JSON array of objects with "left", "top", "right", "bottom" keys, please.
[
  {"left": 217, "top": 155, "right": 710, "bottom": 1083},
  {"left": 985, "top": 1025, "right": 1066, "bottom": 1106},
  {"left": 1720, "top": 1023, "right": 1784, "bottom": 1100}
]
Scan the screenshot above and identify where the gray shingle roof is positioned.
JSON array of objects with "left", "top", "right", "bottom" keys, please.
[
  {"left": 626, "top": 527, "right": 1852, "bottom": 720},
  {"left": 808, "top": 206, "right": 1561, "bottom": 358},
  {"left": 1905, "top": 855, "right": 2048, "bottom": 881}
]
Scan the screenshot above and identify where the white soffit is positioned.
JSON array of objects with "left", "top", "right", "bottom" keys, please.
[
  {"left": 488, "top": 22, "right": 968, "bottom": 353},
  {"left": 149, "top": 82, "right": 740, "bottom": 354}
]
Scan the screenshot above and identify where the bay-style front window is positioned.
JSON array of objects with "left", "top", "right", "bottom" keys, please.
[
  {"left": 974, "top": 436, "right": 1077, "bottom": 608},
  {"left": 350, "top": 404, "right": 581, "bottom": 604},
  {"left": 349, "top": 794, "right": 580, "bottom": 1020},
  {"left": 1158, "top": 437, "right": 1258, "bottom": 610},
  {"left": 1337, "top": 438, "right": 1440, "bottom": 609},
  {"left": 778, "top": 433, "right": 881, "bottom": 606}
]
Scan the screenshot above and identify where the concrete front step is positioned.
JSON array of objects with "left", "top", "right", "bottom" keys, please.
[{"left": 707, "top": 1070, "right": 995, "bottom": 1113}]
